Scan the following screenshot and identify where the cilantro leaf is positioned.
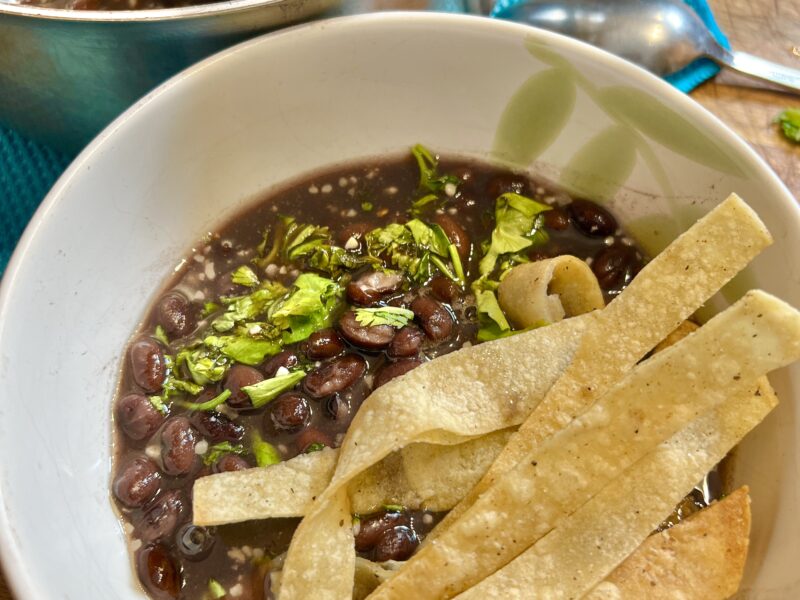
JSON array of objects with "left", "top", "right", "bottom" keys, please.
[
  {"left": 175, "top": 389, "right": 231, "bottom": 412},
  {"left": 411, "top": 144, "right": 459, "bottom": 194},
  {"left": 354, "top": 306, "right": 415, "bottom": 328},
  {"left": 479, "top": 193, "right": 551, "bottom": 277},
  {"left": 474, "top": 289, "right": 512, "bottom": 342},
  {"left": 203, "top": 441, "right": 245, "bottom": 466},
  {"left": 242, "top": 370, "right": 307, "bottom": 408},
  {"left": 149, "top": 395, "right": 168, "bottom": 415},
  {"left": 153, "top": 325, "right": 169, "bottom": 346},
  {"left": 208, "top": 578, "right": 226, "bottom": 599},
  {"left": 204, "top": 335, "right": 282, "bottom": 366},
  {"left": 269, "top": 273, "right": 343, "bottom": 344},
  {"left": 303, "top": 442, "right": 327, "bottom": 454},
  {"left": 212, "top": 283, "right": 287, "bottom": 333},
  {"left": 176, "top": 347, "right": 229, "bottom": 385},
  {"left": 775, "top": 108, "right": 800, "bottom": 143},
  {"left": 252, "top": 431, "right": 281, "bottom": 467},
  {"left": 231, "top": 265, "right": 259, "bottom": 288}
]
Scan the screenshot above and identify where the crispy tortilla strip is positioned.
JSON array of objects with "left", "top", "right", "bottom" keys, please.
[
  {"left": 195, "top": 430, "right": 512, "bottom": 525},
  {"left": 369, "top": 291, "right": 800, "bottom": 599},
  {"left": 498, "top": 256, "right": 605, "bottom": 326},
  {"left": 193, "top": 447, "right": 338, "bottom": 526},
  {"left": 436, "top": 193, "right": 772, "bottom": 536},
  {"left": 277, "top": 315, "right": 591, "bottom": 599},
  {"left": 354, "top": 559, "right": 399, "bottom": 600},
  {"left": 453, "top": 382, "right": 770, "bottom": 599},
  {"left": 585, "top": 487, "right": 751, "bottom": 600}
]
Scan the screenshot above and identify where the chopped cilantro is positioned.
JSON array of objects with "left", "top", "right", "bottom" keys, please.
[
  {"left": 212, "top": 283, "right": 287, "bottom": 333},
  {"left": 410, "top": 193, "right": 441, "bottom": 216},
  {"left": 382, "top": 504, "right": 405, "bottom": 513},
  {"left": 175, "top": 389, "right": 231, "bottom": 412},
  {"left": 303, "top": 442, "right": 327, "bottom": 454},
  {"left": 411, "top": 144, "right": 459, "bottom": 194},
  {"left": 204, "top": 335, "right": 282, "bottom": 366},
  {"left": 478, "top": 193, "right": 551, "bottom": 277},
  {"left": 354, "top": 306, "right": 415, "bottom": 328},
  {"left": 177, "top": 347, "right": 229, "bottom": 385},
  {"left": 252, "top": 431, "right": 281, "bottom": 467},
  {"left": 203, "top": 441, "right": 245, "bottom": 466},
  {"left": 361, "top": 201, "right": 374, "bottom": 212},
  {"left": 231, "top": 265, "right": 260, "bottom": 288},
  {"left": 281, "top": 216, "right": 376, "bottom": 276},
  {"left": 242, "top": 370, "right": 307, "bottom": 408},
  {"left": 148, "top": 395, "right": 168, "bottom": 415},
  {"left": 208, "top": 578, "right": 226, "bottom": 599},
  {"left": 150, "top": 354, "right": 205, "bottom": 408},
  {"left": 153, "top": 325, "right": 169, "bottom": 346},
  {"left": 201, "top": 302, "right": 221, "bottom": 318},
  {"left": 269, "top": 273, "right": 342, "bottom": 344},
  {"left": 474, "top": 289, "right": 512, "bottom": 342},
  {"left": 775, "top": 108, "right": 800, "bottom": 143}
]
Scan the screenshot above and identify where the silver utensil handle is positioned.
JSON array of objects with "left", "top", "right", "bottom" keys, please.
[{"left": 715, "top": 50, "right": 800, "bottom": 93}]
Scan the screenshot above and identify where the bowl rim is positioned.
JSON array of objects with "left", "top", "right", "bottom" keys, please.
[
  {"left": 0, "top": 10, "right": 797, "bottom": 600},
  {"left": 0, "top": 0, "right": 329, "bottom": 23}
]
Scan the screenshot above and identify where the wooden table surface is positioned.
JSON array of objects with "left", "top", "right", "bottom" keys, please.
[{"left": 0, "top": 0, "right": 796, "bottom": 598}]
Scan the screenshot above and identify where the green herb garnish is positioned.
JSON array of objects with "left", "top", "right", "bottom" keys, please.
[
  {"left": 149, "top": 395, "right": 168, "bottom": 415},
  {"left": 303, "top": 442, "right": 327, "bottom": 454},
  {"left": 175, "top": 389, "right": 231, "bottom": 412},
  {"left": 153, "top": 325, "right": 169, "bottom": 346},
  {"left": 354, "top": 306, "right": 415, "bottom": 328},
  {"left": 252, "top": 431, "right": 281, "bottom": 467},
  {"left": 775, "top": 108, "right": 800, "bottom": 143},
  {"left": 242, "top": 370, "right": 307, "bottom": 408},
  {"left": 361, "top": 201, "right": 374, "bottom": 212},
  {"left": 382, "top": 504, "right": 405, "bottom": 513},
  {"left": 411, "top": 144, "right": 459, "bottom": 194},
  {"left": 269, "top": 273, "right": 343, "bottom": 344},
  {"left": 478, "top": 193, "right": 551, "bottom": 277},
  {"left": 203, "top": 441, "right": 245, "bottom": 466},
  {"left": 208, "top": 578, "right": 226, "bottom": 599},
  {"left": 474, "top": 289, "right": 511, "bottom": 342},
  {"left": 231, "top": 265, "right": 260, "bottom": 288}
]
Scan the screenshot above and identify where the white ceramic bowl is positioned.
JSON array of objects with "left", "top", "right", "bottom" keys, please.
[{"left": 0, "top": 12, "right": 798, "bottom": 599}]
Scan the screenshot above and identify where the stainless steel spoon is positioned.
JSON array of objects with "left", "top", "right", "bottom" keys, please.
[{"left": 493, "top": 0, "right": 800, "bottom": 93}]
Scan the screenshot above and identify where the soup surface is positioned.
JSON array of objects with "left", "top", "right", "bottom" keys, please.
[{"left": 111, "top": 148, "right": 687, "bottom": 599}]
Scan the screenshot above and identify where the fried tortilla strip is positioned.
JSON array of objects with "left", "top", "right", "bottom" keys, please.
[
  {"left": 277, "top": 314, "right": 591, "bottom": 599},
  {"left": 585, "top": 487, "right": 751, "bottom": 600},
  {"left": 193, "top": 430, "right": 513, "bottom": 525},
  {"left": 497, "top": 256, "right": 605, "bottom": 326},
  {"left": 369, "top": 291, "right": 800, "bottom": 599},
  {"left": 454, "top": 381, "right": 770, "bottom": 599},
  {"left": 437, "top": 193, "right": 772, "bottom": 535}
]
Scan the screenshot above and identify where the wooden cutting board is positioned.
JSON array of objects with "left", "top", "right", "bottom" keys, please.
[{"left": 0, "top": 0, "right": 796, "bottom": 598}]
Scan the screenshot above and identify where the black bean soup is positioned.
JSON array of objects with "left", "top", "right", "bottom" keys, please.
[{"left": 112, "top": 147, "right": 653, "bottom": 599}]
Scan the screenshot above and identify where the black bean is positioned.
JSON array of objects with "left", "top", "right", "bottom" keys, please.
[
  {"left": 567, "top": 198, "right": 618, "bottom": 237},
  {"left": 374, "top": 359, "right": 423, "bottom": 389},
  {"left": 429, "top": 276, "right": 459, "bottom": 305},
  {"left": 194, "top": 411, "right": 244, "bottom": 443},
  {"left": 354, "top": 511, "right": 411, "bottom": 552},
  {"left": 296, "top": 428, "right": 333, "bottom": 453},
  {"left": 324, "top": 394, "right": 351, "bottom": 422},
  {"left": 261, "top": 350, "right": 300, "bottom": 378},
  {"left": 139, "top": 490, "right": 187, "bottom": 543},
  {"left": 306, "top": 328, "right": 345, "bottom": 360},
  {"left": 304, "top": 354, "right": 367, "bottom": 399},
  {"left": 224, "top": 365, "right": 264, "bottom": 409},
  {"left": 373, "top": 526, "right": 418, "bottom": 562},
  {"left": 136, "top": 543, "right": 182, "bottom": 600},
  {"left": 176, "top": 524, "right": 215, "bottom": 562},
  {"left": 338, "top": 311, "right": 395, "bottom": 350},
  {"left": 592, "top": 245, "right": 640, "bottom": 290},
  {"left": 485, "top": 173, "right": 531, "bottom": 199},
  {"left": 116, "top": 393, "right": 164, "bottom": 441},
  {"left": 268, "top": 392, "right": 311, "bottom": 432},
  {"left": 114, "top": 457, "right": 162, "bottom": 508},
  {"left": 410, "top": 297, "right": 454, "bottom": 342},
  {"left": 213, "top": 454, "right": 250, "bottom": 473},
  {"left": 156, "top": 293, "right": 196, "bottom": 339},
  {"left": 543, "top": 206, "right": 570, "bottom": 231},
  {"left": 388, "top": 326, "right": 425, "bottom": 358},
  {"left": 346, "top": 271, "right": 405, "bottom": 306},
  {"left": 160, "top": 417, "right": 197, "bottom": 476},
  {"left": 130, "top": 338, "right": 166, "bottom": 393},
  {"left": 433, "top": 214, "right": 471, "bottom": 261}
]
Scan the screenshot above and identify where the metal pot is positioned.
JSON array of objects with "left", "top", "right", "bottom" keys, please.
[{"left": 0, "top": 0, "right": 338, "bottom": 153}]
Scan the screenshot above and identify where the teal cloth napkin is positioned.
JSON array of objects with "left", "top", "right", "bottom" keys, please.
[{"left": 0, "top": 0, "right": 730, "bottom": 277}]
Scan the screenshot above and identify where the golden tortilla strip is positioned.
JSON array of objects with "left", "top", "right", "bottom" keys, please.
[
  {"left": 436, "top": 193, "right": 772, "bottom": 536},
  {"left": 585, "top": 487, "right": 751, "bottom": 600},
  {"left": 453, "top": 380, "right": 771, "bottom": 599},
  {"left": 353, "top": 559, "right": 398, "bottom": 600},
  {"left": 368, "top": 291, "right": 800, "bottom": 599},
  {"left": 276, "top": 315, "right": 591, "bottom": 599},
  {"left": 497, "top": 256, "right": 605, "bottom": 327},
  {"left": 194, "top": 430, "right": 513, "bottom": 525}
]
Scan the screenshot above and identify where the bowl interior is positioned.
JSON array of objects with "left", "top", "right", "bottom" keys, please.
[{"left": 0, "top": 13, "right": 798, "bottom": 599}]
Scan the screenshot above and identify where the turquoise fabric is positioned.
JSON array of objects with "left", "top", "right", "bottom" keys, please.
[{"left": 0, "top": 0, "right": 729, "bottom": 277}]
